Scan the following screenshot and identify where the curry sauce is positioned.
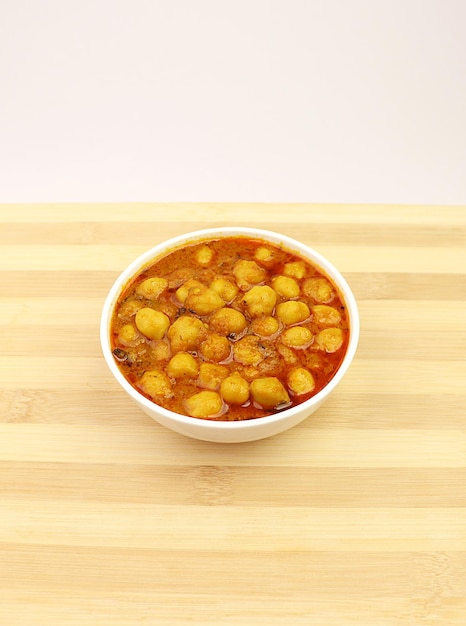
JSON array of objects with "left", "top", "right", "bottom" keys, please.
[{"left": 110, "top": 237, "right": 349, "bottom": 420}]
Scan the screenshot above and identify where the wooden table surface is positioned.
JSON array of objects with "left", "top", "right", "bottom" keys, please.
[{"left": 1, "top": 203, "right": 465, "bottom": 625}]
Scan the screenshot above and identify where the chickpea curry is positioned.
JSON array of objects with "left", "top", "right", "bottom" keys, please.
[{"left": 110, "top": 237, "right": 349, "bottom": 420}]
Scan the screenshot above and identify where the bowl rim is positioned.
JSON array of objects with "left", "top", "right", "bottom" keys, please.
[{"left": 100, "top": 226, "right": 360, "bottom": 430}]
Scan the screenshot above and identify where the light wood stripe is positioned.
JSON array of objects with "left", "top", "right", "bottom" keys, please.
[
  {"left": 1, "top": 500, "right": 465, "bottom": 551},
  {"left": 1, "top": 593, "right": 460, "bottom": 626},
  {"left": 0, "top": 424, "right": 464, "bottom": 468},
  {"left": 1, "top": 463, "right": 465, "bottom": 507},
  {"left": 2, "top": 546, "right": 465, "bottom": 596},
  {"left": 2, "top": 298, "right": 466, "bottom": 329},
  {"left": 0, "top": 561, "right": 465, "bottom": 626},
  {"left": 2, "top": 243, "right": 466, "bottom": 273},
  {"left": 1, "top": 356, "right": 464, "bottom": 394}
]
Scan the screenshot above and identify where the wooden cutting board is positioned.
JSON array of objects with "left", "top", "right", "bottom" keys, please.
[{"left": 1, "top": 203, "right": 465, "bottom": 625}]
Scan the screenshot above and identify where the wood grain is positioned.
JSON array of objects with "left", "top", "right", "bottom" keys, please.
[{"left": 0, "top": 203, "right": 465, "bottom": 625}]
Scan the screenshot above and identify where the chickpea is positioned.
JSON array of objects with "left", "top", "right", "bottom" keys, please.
[
  {"left": 254, "top": 246, "right": 275, "bottom": 264},
  {"left": 210, "top": 277, "right": 239, "bottom": 302},
  {"left": 135, "top": 277, "right": 168, "bottom": 300},
  {"left": 312, "top": 305, "right": 342, "bottom": 326},
  {"left": 276, "top": 301, "right": 310, "bottom": 325},
  {"left": 283, "top": 261, "right": 306, "bottom": 280},
  {"left": 184, "top": 390, "right": 223, "bottom": 418},
  {"left": 281, "top": 326, "right": 313, "bottom": 349},
  {"left": 118, "top": 323, "right": 140, "bottom": 345},
  {"left": 303, "top": 277, "right": 335, "bottom": 303},
  {"left": 199, "top": 333, "right": 231, "bottom": 362},
  {"left": 168, "top": 315, "right": 207, "bottom": 352},
  {"left": 209, "top": 308, "right": 247, "bottom": 336},
  {"left": 242, "top": 285, "right": 277, "bottom": 318},
  {"left": 271, "top": 275, "right": 300, "bottom": 299},
  {"left": 139, "top": 370, "right": 173, "bottom": 399},
  {"left": 198, "top": 363, "right": 229, "bottom": 390},
  {"left": 233, "top": 335, "right": 265, "bottom": 366},
  {"left": 185, "top": 286, "right": 225, "bottom": 316},
  {"left": 250, "top": 377, "right": 290, "bottom": 409},
  {"left": 233, "top": 260, "right": 266, "bottom": 290},
  {"left": 195, "top": 246, "right": 214, "bottom": 266},
  {"left": 176, "top": 279, "right": 204, "bottom": 304},
  {"left": 250, "top": 316, "right": 280, "bottom": 337},
  {"left": 287, "top": 367, "right": 315, "bottom": 396},
  {"left": 316, "top": 327, "right": 344, "bottom": 353},
  {"left": 135, "top": 307, "right": 170, "bottom": 340},
  {"left": 167, "top": 352, "right": 199, "bottom": 379},
  {"left": 220, "top": 372, "right": 250, "bottom": 405}
]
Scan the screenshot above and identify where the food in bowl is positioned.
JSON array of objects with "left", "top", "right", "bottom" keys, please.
[{"left": 108, "top": 233, "right": 350, "bottom": 422}]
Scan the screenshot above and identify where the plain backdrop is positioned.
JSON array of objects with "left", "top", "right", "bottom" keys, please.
[{"left": 1, "top": 0, "right": 465, "bottom": 204}]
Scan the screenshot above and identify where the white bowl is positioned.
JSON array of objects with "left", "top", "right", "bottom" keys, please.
[{"left": 100, "top": 227, "right": 359, "bottom": 443}]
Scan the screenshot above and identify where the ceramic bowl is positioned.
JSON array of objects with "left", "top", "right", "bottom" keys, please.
[{"left": 100, "top": 227, "right": 359, "bottom": 443}]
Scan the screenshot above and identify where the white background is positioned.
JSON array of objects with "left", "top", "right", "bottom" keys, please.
[{"left": 1, "top": 0, "right": 465, "bottom": 204}]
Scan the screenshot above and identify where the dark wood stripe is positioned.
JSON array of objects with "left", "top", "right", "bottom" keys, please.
[
  {"left": 1, "top": 389, "right": 465, "bottom": 428},
  {"left": 0, "top": 271, "right": 118, "bottom": 297},
  {"left": 346, "top": 272, "right": 466, "bottom": 300},
  {"left": 3, "top": 326, "right": 465, "bottom": 361}
]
